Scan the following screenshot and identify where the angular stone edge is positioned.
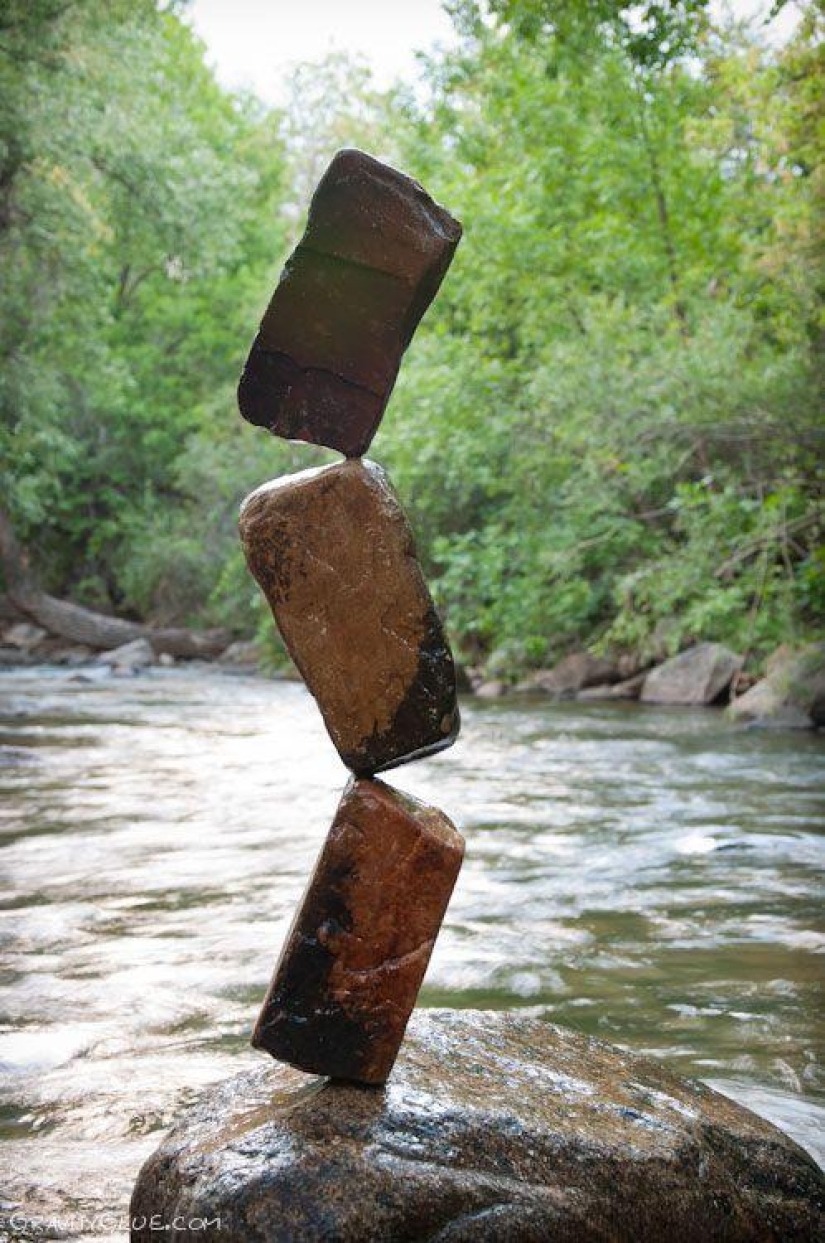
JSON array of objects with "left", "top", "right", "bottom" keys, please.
[
  {"left": 238, "top": 459, "right": 460, "bottom": 776},
  {"left": 238, "top": 148, "right": 462, "bottom": 457},
  {"left": 251, "top": 779, "right": 465, "bottom": 1084}
]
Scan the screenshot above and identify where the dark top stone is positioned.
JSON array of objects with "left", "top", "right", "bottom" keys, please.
[
  {"left": 131, "top": 1009, "right": 823, "bottom": 1242},
  {"left": 238, "top": 149, "right": 462, "bottom": 457}
]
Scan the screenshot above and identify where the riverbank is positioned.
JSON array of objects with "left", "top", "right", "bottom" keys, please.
[{"left": 3, "top": 612, "right": 823, "bottom": 732}]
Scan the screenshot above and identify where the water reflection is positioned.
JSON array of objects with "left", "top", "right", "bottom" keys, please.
[{"left": 1, "top": 666, "right": 823, "bottom": 1227}]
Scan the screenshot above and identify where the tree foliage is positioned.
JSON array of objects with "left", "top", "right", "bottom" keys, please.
[
  {"left": 1, "top": 0, "right": 303, "bottom": 619},
  {"left": 0, "top": 0, "right": 821, "bottom": 670},
  {"left": 376, "top": 0, "right": 824, "bottom": 668}
]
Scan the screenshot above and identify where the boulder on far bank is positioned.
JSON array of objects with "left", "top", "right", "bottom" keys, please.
[
  {"left": 730, "top": 643, "right": 825, "bottom": 730},
  {"left": 578, "top": 671, "right": 646, "bottom": 701},
  {"left": 131, "top": 1009, "right": 823, "bottom": 1243},
  {"left": 218, "top": 639, "right": 263, "bottom": 668},
  {"left": 641, "top": 641, "right": 743, "bottom": 706},
  {"left": 514, "top": 651, "right": 619, "bottom": 697},
  {"left": 475, "top": 677, "right": 508, "bottom": 699}
]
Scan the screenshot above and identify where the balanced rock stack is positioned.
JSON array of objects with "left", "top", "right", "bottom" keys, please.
[
  {"left": 238, "top": 149, "right": 464, "bottom": 1085},
  {"left": 131, "top": 151, "right": 825, "bottom": 1242}
]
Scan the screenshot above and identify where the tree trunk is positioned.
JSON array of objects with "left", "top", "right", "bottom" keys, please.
[
  {"left": 0, "top": 506, "right": 231, "bottom": 659},
  {"left": 631, "top": 75, "right": 688, "bottom": 334}
]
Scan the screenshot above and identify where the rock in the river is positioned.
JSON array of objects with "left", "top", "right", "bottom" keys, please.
[
  {"left": 514, "top": 651, "right": 619, "bottom": 697},
  {"left": 0, "top": 645, "right": 36, "bottom": 666},
  {"left": 729, "top": 642, "right": 825, "bottom": 729},
  {"left": 238, "top": 149, "right": 462, "bottom": 457},
  {"left": 578, "top": 671, "right": 646, "bottom": 701},
  {"left": 69, "top": 664, "right": 112, "bottom": 683},
  {"left": 1, "top": 620, "right": 47, "bottom": 650},
  {"left": 33, "top": 638, "right": 95, "bottom": 666},
  {"left": 641, "top": 642, "right": 743, "bottom": 706},
  {"left": 218, "top": 639, "right": 263, "bottom": 668},
  {"left": 239, "top": 458, "right": 459, "bottom": 775},
  {"left": 131, "top": 1009, "right": 823, "bottom": 1243},
  {"left": 96, "top": 637, "right": 156, "bottom": 672},
  {"left": 474, "top": 678, "right": 507, "bottom": 699},
  {"left": 253, "top": 779, "right": 463, "bottom": 1084}
]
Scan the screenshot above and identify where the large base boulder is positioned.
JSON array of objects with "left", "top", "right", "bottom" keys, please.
[
  {"left": 131, "top": 1010, "right": 822, "bottom": 1242},
  {"left": 641, "top": 642, "right": 743, "bottom": 706},
  {"left": 730, "top": 643, "right": 825, "bottom": 729}
]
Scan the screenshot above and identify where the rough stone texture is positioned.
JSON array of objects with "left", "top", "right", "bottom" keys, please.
[
  {"left": 514, "top": 652, "right": 619, "bottom": 697},
  {"left": 641, "top": 642, "right": 743, "bottom": 706},
  {"left": 239, "top": 458, "right": 459, "bottom": 775},
  {"left": 238, "top": 149, "right": 462, "bottom": 457},
  {"left": 616, "top": 650, "right": 644, "bottom": 679},
  {"left": 1, "top": 620, "right": 47, "bottom": 650},
  {"left": 252, "top": 780, "right": 463, "bottom": 1085},
  {"left": 577, "top": 672, "right": 646, "bottom": 701},
  {"left": 96, "top": 637, "right": 156, "bottom": 670},
  {"left": 729, "top": 642, "right": 825, "bottom": 729},
  {"left": 218, "top": 639, "right": 263, "bottom": 668},
  {"left": 131, "top": 1008, "right": 823, "bottom": 1243}
]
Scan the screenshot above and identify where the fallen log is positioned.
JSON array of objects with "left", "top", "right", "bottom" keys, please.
[{"left": 0, "top": 505, "right": 230, "bottom": 659}]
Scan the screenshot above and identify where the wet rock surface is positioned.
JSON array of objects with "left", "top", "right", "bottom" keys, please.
[
  {"left": 641, "top": 641, "right": 743, "bottom": 706},
  {"left": 252, "top": 780, "right": 464, "bottom": 1084},
  {"left": 238, "top": 149, "right": 462, "bottom": 457},
  {"left": 131, "top": 1008, "right": 823, "bottom": 1243},
  {"left": 239, "top": 458, "right": 459, "bottom": 775}
]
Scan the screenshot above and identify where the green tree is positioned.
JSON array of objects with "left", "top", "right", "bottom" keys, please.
[
  {"left": 0, "top": 0, "right": 293, "bottom": 624},
  {"left": 374, "top": 0, "right": 823, "bottom": 670},
  {"left": 1, "top": 1, "right": 820, "bottom": 669}
]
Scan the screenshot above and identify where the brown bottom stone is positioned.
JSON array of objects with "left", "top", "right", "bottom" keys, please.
[{"left": 252, "top": 778, "right": 464, "bottom": 1085}]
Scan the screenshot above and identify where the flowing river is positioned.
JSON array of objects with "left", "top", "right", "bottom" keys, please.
[{"left": 1, "top": 665, "right": 823, "bottom": 1237}]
